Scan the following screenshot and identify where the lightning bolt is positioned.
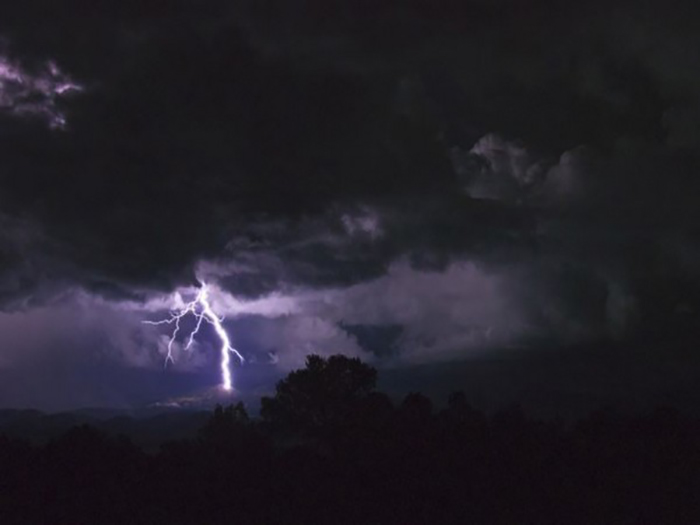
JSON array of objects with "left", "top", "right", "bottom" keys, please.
[{"left": 143, "top": 282, "right": 243, "bottom": 391}]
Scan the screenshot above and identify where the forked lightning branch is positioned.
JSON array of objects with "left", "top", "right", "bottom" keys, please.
[{"left": 143, "top": 282, "right": 244, "bottom": 391}]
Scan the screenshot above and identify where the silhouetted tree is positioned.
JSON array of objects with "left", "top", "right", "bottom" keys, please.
[
  {"left": 442, "top": 390, "right": 487, "bottom": 429},
  {"left": 357, "top": 391, "right": 394, "bottom": 424},
  {"left": 260, "top": 354, "right": 377, "bottom": 435},
  {"left": 198, "top": 402, "right": 249, "bottom": 443},
  {"left": 400, "top": 391, "right": 433, "bottom": 421}
]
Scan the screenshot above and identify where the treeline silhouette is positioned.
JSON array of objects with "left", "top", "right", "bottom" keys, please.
[{"left": 2, "top": 354, "right": 700, "bottom": 524}]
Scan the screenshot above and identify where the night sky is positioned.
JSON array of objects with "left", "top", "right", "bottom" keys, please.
[{"left": 1, "top": 0, "right": 699, "bottom": 412}]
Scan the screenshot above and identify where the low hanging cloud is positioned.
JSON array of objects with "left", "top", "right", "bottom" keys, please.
[
  {"left": 128, "top": 261, "right": 517, "bottom": 371},
  {"left": 333, "top": 260, "right": 526, "bottom": 363}
]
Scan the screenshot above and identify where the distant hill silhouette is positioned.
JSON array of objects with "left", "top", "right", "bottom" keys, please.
[{"left": 0, "top": 408, "right": 210, "bottom": 449}]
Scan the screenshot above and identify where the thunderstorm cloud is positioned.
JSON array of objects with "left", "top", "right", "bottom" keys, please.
[{"left": 0, "top": 0, "right": 699, "bottom": 409}]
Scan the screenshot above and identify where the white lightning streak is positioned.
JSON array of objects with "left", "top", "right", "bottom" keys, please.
[{"left": 143, "top": 282, "right": 243, "bottom": 391}]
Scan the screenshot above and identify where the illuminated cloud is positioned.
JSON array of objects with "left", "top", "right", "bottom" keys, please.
[
  {"left": 341, "top": 207, "right": 383, "bottom": 240},
  {"left": 0, "top": 51, "right": 82, "bottom": 128}
]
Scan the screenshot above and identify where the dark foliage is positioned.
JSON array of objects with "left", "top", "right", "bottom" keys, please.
[
  {"left": 2, "top": 355, "right": 700, "bottom": 524},
  {"left": 261, "top": 354, "right": 377, "bottom": 437}
]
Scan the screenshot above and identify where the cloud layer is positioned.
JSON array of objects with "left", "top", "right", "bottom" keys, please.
[{"left": 0, "top": 0, "right": 699, "bottom": 407}]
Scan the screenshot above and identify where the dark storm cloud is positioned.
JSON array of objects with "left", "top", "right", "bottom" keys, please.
[
  {"left": 199, "top": 193, "right": 536, "bottom": 305},
  {"left": 0, "top": 0, "right": 698, "bottom": 357},
  {"left": 233, "top": 0, "right": 674, "bottom": 150},
  {"left": 0, "top": 0, "right": 461, "bottom": 304}
]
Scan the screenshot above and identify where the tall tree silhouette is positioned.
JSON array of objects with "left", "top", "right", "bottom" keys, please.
[{"left": 261, "top": 354, "right": 377, "bottom": 435}]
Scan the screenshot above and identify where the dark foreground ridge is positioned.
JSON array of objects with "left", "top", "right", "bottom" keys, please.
[{"left": 2, "top": 355, "right": 699, "bottom": 524}]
